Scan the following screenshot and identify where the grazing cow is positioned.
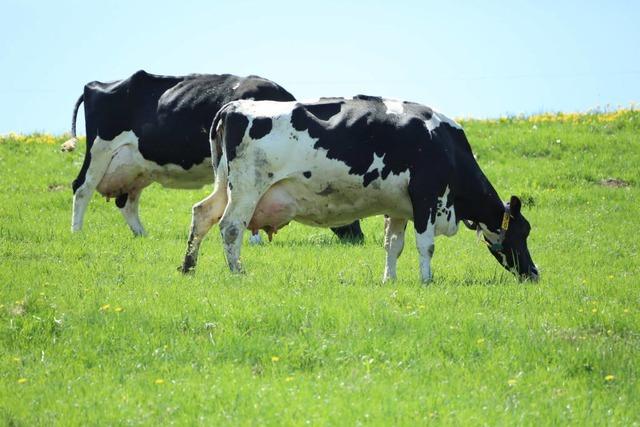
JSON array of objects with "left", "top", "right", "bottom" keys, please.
[
  {"left": 65, "top": 70, "right": 363, "bottom": 241},
  {"left": 181, "top": 96, "right": 539, "bottom": 282}
]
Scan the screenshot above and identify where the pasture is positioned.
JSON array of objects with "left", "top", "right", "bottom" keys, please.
[{"left": 1, "top": 111, "right": 639, "bottom": 425}]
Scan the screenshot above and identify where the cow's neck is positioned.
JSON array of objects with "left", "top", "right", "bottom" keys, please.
[{"left": 454, "top": 172, "right": 504, "bottom": 234}]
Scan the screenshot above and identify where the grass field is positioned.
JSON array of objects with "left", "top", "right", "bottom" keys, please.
[{"left": 1, "top": 110, "right": 639, "bottom": 425}]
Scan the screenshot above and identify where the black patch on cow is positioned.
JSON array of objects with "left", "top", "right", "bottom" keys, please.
[
  {"left": 228, "top": 182, "right": 233, "bottom": 190},
  {"left": 304, "top": 102, "right": 343, "bottom": 121},
  {"left": 115, "top": 194, "right": 128, "bottom": 208},
  {"left": 268, "top": 172, "right": 274, "bottom": 178},
  {"left": 249, "top": 117, "right": 272, "bottom": 140},
  {"left": 303, "top": 171, "right": 312, "bottom": 178},
  {"left": 224, "top": 112, "right": 249, "bottom": 162},
  {"left": 363, "top": 169, "right": 379, "bottom": 187}
]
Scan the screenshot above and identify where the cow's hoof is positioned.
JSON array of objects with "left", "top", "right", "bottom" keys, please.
[
  {"left": 249, "top": 234, "right": 263, "bottom": 245},
  {"left": 178, "top": 263, "right": 195, "bottom": 274}
]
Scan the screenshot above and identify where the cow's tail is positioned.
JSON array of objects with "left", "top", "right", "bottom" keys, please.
[
  {"left": 61, "top": 94, "right": 84, "bottom": 152},
  {"left": 210, "top": 101, "right": 237, "bottom": 170}
]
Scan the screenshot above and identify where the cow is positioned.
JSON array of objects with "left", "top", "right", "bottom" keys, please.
[
  {"left": 65, "top": 70, "right": 363, "bottom": 242},
  {"left": 180, "top": 96, "right": 539, "bottom": 282}
]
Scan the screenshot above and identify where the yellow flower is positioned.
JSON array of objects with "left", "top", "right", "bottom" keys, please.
[
  {"left": 507, "top": 379, "right": 517, "bottom": 386},
  {"left": 12, "top": 357, "right": 21, "bottom": 363},
  {"left": 477, "top": 338, "right": 485, "bottom": 345},
  {"left": 592, "top": 308, "right": 598, "bottom": 314},
  {"left": 605, "top": 375, "right": 615, "bottom": 382},
  {"left": 18, "top": 378, "right": 28, "bottom": 384},
  {"left": 155, "top": 379, "right": 165, "bottom": 384},
  {"left": 608, "top": 275, "right": 614, "bottom": 279},
  {"left": 271, "top": 356, "right": 280, "bottom": 362},
  {"left": 285, "top": 376, "right": 294, "bottom": 382},
  {"left": 114, "top": 307, "right": 124, "bottom": 313},
  {"left": 99, "top": 304, "right": 110, "bottom": 311},
  {"left": 623, "top": 308, "right": 630, "bottom": 313}
]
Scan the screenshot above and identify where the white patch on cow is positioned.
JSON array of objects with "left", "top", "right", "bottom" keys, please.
[
  {"left": 383, "top": 99, "right": 404, "bottom": 115},
  {"left": 425, "top": 109, "right": 463, "bottom": 133},
  {"left": 478, "top": 223, "right": 500, "bottom": 244},
  {"left": 232, "top": 82, "right": 240, "bottom": 90},
  {"left": 366, "top": 153, "right": 386, "bottom": 174},
  {"left": 434, "top": 186, "right": 458, "bottom": 236}
]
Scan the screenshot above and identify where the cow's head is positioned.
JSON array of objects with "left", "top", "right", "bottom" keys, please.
[{"left": 485, "top": 196, "right": 539, "bottom": 281}]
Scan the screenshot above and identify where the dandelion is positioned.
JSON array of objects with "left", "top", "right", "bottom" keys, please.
[
  {"left": 507, "top": 379, "right": 517, "bottom": 386},
  {"left": 477, "top": 338, "right": 485, "bottom": 345},
  {"left": 608, "top": 275, "right": 614, "bottom": 280},
  {"left": 285, "top": 376, "right": 294, "bottom": 382},
  {"left": 592, "top": 308, "right": 598, "bottom": 314},
  {"left": 155, "top": 379, "right": 165, "bottom": 385},
  {"left": 99, "top": 304, "right": 110, "bottom": 311},
  {"left": 18, "top": 378, "right": 27, "bottom": 384},
  {"left": 114, "top": 307, "right": 124, "bottom": 313},
  {"left": 271, "top": 356, "right": 280, "bottom": 362},
  {"left": 12, "top": 357, "right": 20, "bottom": 363},
  {"left": 605, "top": 375, "right": 615, "bottom": 382},
  {"left": 623, "top": 308, "right": 630, "bottom": 314}
]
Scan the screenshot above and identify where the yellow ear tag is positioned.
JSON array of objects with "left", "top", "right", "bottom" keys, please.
[{"left": 501, "top": 212, "right": 510, "bottom": 230}]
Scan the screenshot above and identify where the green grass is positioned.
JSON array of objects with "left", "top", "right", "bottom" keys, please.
[{"left": 1, "top": 112, "right": 639, "bottom": 425}]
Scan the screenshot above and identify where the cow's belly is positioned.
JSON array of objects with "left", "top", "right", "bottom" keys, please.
[
  {"left": 150, "top": 160, "right": 212, "bottom": 189},
  {"left": 95, "top": 131, "right": 212, "bottom": 197},
  {"left": 248, "top": 172, "right": 413, "bottom": 230}
]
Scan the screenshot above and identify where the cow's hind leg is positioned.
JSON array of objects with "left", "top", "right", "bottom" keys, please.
[
  {"left": 117, "top": 188, "right": 146, "bottom": 236},
  {"left": 181, "top": 188, "right": 228, "bottom": 273},
  {"left": 218, "top": 202, "right": 255, "bottom": 273},
  {"left": 71, "top": 139, "right": 113, "bottom": 232},
  {"left": 383, "top": 216, "right": 408, "bottom": 282}
]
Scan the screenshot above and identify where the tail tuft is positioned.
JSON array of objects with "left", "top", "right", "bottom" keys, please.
[
  {"left": 61, "top": 94, "right": 84, "bottom": 153},
  {"left": 60, "top": 137, "right": 78, "bottom": 152}
]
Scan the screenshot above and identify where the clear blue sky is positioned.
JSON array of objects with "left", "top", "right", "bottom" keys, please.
[{"left": 1, "top": 0, "right": 638, "bottom": 134}]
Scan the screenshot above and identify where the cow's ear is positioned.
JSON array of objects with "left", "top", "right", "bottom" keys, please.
[{"left": 509, "top": 195, "right": 522, "bottom": 216}]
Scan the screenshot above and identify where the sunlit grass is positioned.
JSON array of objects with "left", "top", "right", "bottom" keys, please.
[{"left": 1, "top": 111, "right": 639, "bottom": 425}]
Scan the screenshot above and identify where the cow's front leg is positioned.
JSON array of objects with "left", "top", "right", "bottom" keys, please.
[
  {"left": 415, "top": 219, "right": 436, "bottom": 283},
  {"left": 117, "top": 188, "right": 146, "bottom": 236},
  {"left": 181, "top": 189, "right": 227, "bottom": 273},
  {"left": 383, "top": 216, "right": 408, "bottom": 282}
]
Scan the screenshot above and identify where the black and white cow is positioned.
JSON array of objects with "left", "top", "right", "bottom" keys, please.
[
  {"left": 66, "top": 70, "right": 363, "bottom": 241},
  {"left": 181, "top": 96, "right": 539, "bottom": 282}
]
